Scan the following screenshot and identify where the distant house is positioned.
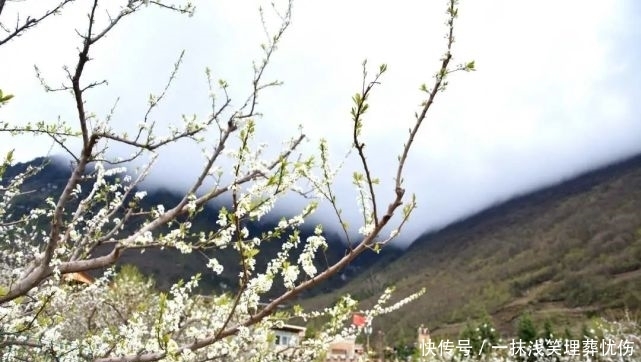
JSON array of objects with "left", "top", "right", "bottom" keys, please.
[
  {"left": 325, "top": 335, "right": 364, "bottom": 361},
  {"left": 323, "top": 312, "right": 367, "bottom": 361},
  {"left": 270, "top": 322, "right": 368, "bottom": 361},
  {"left": 272, "top": 324, "right": 306, "bottom": 352}
]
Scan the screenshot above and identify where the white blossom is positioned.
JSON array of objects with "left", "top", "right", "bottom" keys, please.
[
  {"left": 358, "top": 222, "right": 375, "bottom": 236},
  {"left": 206, "top": 258, "right": 224, "bottom": 275},
  {"left": 282, "top": 265, "right": 299, "bottom": 289}
]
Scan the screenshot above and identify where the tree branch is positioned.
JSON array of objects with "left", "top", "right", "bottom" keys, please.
[{"left": 0, "top": 0, "right": 74, "bottom": 46}]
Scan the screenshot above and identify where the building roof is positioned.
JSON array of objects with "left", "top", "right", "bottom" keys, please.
[{"left": 272, "top": 324, "right": 306, "bottom": 333}]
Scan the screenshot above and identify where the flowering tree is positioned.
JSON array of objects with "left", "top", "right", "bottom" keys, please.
[{"left": 0, "top": 0, "right": 473, "bottom": 360}]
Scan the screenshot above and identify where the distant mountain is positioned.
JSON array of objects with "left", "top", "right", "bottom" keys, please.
[
  {"left": 1, "top": 156, "right": 401, "bottom": 296},
  {"left": 302, "top": 154, "right": 641, "bottom": 344}
]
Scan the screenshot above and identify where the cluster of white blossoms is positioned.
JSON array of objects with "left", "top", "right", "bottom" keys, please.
[
  {"left": 206, "top": 257, "right": 224, "bottom": 275},
  {"left": 298, "top": 225, "right": 327, "bottom": 277}
]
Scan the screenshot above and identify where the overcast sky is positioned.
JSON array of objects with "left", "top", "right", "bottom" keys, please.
[{"left": 1, "top": 0, "right": 640, "bottom": 247}]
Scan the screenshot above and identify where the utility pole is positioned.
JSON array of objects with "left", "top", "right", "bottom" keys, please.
[
  {"left": 377, "top": 330, "right": 385, "bottom": 362},
  {"left": 365, "top": 324, "right": 372, "bottom": 358}
]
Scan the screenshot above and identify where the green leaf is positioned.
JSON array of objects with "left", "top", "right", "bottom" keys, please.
[
  {"left": 465, "top": 60, "right": 476, "bottom": 71},
  {"left": 293, "top": 304, "right": 303, "bottom": 315},
  {"left": 373, "top": 243, "right": 381, "bottom": 254},
  {"left": 0, "top": 88, "right": 14, "bottom": 105}
]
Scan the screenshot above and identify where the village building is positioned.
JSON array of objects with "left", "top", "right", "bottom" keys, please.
[
  {"left": 271, "top": 323, "right": 306, "bottom": 352},
  {"left": 325, "top": 335, "right": 365, "bottom": 361}
]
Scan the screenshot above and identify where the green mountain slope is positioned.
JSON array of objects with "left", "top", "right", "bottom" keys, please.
[{"left": 302, "top": 154, "right": 641, "bottom": 343}]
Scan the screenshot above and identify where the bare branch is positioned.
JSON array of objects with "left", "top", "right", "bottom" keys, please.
[
  {"left": 395, "top": 0, "right": 457, "bottom": 191},
  {"left": 350, "top": 61, "right": 387, "bottom": 227},
  {"left": 234, "top": 0, "right": 292, "bottom": 121},
  {"left": 47, "top": 133, "right": 80, "bottom": 163},
  {"left": 0, "top": 0, "right": 74, "bottom": 46},
  {"left": 148, "top": 0, "right": 194, "bottom": 15}
]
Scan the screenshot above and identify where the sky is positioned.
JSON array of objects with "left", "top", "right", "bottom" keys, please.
[{"left": 1, "top": 0, "right": 640, "bottom": 247}]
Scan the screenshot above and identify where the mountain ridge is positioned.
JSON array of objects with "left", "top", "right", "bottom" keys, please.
[{"left": 414, "top": 152, "right": 641, "bottom": 248}]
